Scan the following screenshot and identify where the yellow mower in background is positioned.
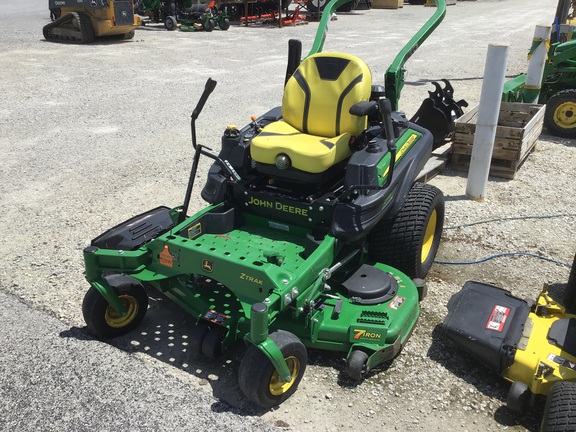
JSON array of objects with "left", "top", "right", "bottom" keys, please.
[
  {"left": 44, "top": 0, "right": 140, "bottom": 44},
  {"left": 443, "top": 249, "right": 576, "bottom": 431}
]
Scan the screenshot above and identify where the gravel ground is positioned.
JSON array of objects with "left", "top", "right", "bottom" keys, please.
[{"left": 1, "top": 0, "right": 575, "bottom": 431}]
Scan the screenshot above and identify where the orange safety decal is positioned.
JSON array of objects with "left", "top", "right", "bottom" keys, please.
[
  {"left": 159, "top": 245, "right": 174, "bottom": 268},
  {"left": 486, "top": 305, "right": 510, "bottom": 332}
]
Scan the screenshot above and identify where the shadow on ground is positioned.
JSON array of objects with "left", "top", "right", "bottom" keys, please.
[
  {"left": 59, "top": 287, "right": 358, "bottom": 415},
  {"left": 428, "top": 324, "right": 543, "bottom": 432}
]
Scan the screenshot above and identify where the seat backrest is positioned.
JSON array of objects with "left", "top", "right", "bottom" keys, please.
[{"left": 282, "top": 52, "right": 372, "bottom": 138}]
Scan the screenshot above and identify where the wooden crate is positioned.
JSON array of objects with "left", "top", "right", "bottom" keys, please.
[
  {"left": 372, "top": 0, "right": 403, "bottom": 9},
  {"left": 450, "top": 102, "right": 545, "bottom": 179}
]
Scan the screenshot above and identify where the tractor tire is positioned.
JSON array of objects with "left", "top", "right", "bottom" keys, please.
[
  {"left": 164, "top": 15, "right": 178, "bottom": 30},
  {"left": 124, "top": 30, "right": 135, "bottom": 40},
  {"left": 540, "top": 381, "right": 576, "bottom": 431},
  {"left": 238, "top": 330, "right": 307, "bottom": 408},
  {"left": 82, "top": 274, "right": 148, "bottom": 338},
  {"left": 203, "top": 19, "right": 215, "bottom": 32},
  {"left": 346, "top": 350, "right": 369, "bottom": 381},
  {"left": 218, "top": 17, "right": 230, "bottom": 30},
  {"left": 409, "top": 0, "right": 426, "bottom": 4},
  {"left": 368, "top": 182, "right": 445, "bottom": 279},
  {"left": 544, "top": 89, "right": 576, "bottom": 138}
]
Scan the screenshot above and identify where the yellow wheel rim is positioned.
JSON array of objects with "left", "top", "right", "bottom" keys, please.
[
  {"left": 554, "top": 101, "right": 576, "bottom": 130},
  {"left": 269, "top": 356, "right": 300, "bottom": 396},
  {"left": 105, "top": 295, "right": 139, "bottom": 328},
  {"left": 421, "top": 209, "right": 437, "bottom": 264}
]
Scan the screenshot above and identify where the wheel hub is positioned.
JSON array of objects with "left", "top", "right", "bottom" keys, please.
[
  {"left": 421, "top": 208, "right": 438, "bottom": 263},
  {"left": 269, "top": 356, "right": 300, "bottom": 396},
  {"left": 105, "top": 295, "right": 139, "bottom": 328},
  {"left": 554, "top": 101, "right": 576, "bottom": 129}
]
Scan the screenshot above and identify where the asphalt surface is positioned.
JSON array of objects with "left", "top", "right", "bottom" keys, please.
[{"left": 0, "top": 290, "right": 277, "bottom": 431}]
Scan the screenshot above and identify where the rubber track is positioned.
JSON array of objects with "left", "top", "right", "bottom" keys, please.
[
  {"left": 368, "top": 182, "right": 443, "bottom": 279},
  {"left": 541, "top": 381, "right": 576, "bottom": 431},
  {"left": 43, "top": 12, "right": 94, "bottom": 44}
]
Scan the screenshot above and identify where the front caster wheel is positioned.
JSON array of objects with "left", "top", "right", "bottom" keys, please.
[
  {"left": 82, "top": 274, "right": 148, "bottom": 338},
  {"left": 507, "top": 381, "right": 530, "bottom": 413},
  {"left": 346, "top": 350, "right": 369, "bottom": 381},
  {"left": 238, "top": 330, "right": 307, "bottom": 408}
]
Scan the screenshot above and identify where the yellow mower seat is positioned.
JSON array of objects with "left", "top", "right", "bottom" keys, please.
[{"left": 251, "top": 52, "right": 372, "bottom": 175}]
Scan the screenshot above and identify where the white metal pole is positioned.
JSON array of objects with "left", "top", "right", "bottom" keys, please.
[
  {"left": 465, "top": 43, "right": 510, "bottom": 201},
  {"left": 524, "top": 25, "right": 551, "bottom": 104}
]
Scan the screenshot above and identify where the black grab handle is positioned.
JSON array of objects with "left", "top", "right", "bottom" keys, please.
[{"left": 192, "top": 78, "right": 217, "bottom": 121}]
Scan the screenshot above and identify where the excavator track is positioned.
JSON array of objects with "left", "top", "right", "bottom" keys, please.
[{"left": 43, "top": 12, "right": 95, "bottom": 44}]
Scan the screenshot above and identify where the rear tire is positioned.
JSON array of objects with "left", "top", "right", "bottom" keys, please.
[
  {"left": 544, "top": 89, "right": 576, "bottom": 138},
  {"left": 541, "top": 381, "right": 576, "bottom": 431},
  {"left": 563, "top": 249, "right": 576, "bottom": 314},
  {"left": 368, "top": 182, "right": 445, "bottom": 279}
]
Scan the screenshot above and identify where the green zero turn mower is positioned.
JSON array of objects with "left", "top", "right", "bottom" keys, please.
[{"left": 81, "top": 0, "right": 464, "bottom": 407}]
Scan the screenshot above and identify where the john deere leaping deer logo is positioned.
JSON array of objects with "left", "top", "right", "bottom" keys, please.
[{"left": 202, "top": 259, "right": 214, "bottom": 273}]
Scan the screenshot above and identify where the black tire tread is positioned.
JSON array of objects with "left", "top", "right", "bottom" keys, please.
[
  {"left": 346, "top": 350, "right": 369, "bottom": 381},
  {"left": 541, "top": 381, "right": 576, "bottom": 432},
  {"left": 368, "top": 182, "right": 444, "bottom": 279},
  {"left": 78, "top": 13, "right": 95, "bottom": 43},
  {"left": 82, "top": 274, "right": 148, "bottom": 338},
  {"left": 238, "top": 330, "right": 307, "bottom": 408}
]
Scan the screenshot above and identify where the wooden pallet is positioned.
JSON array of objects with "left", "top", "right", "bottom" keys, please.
[
  {"left": 417, "top": 142, "right": 452, "bottom": 183},
  {"left": 373, "top": 0, "right": 403, "bottom": 9},
  {"left": 450, "top": 102, "right": 545, "bottom": 179}
]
